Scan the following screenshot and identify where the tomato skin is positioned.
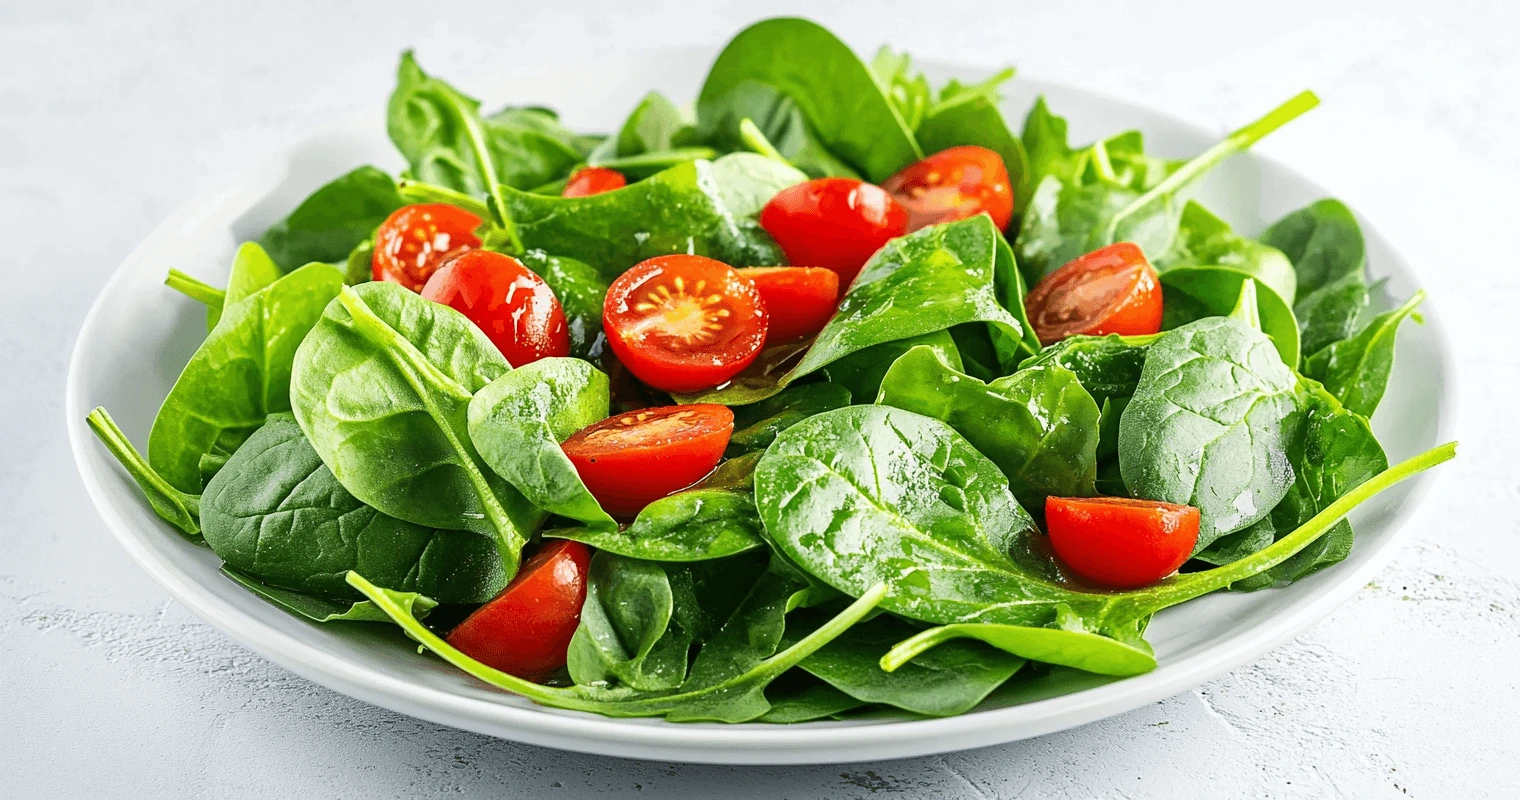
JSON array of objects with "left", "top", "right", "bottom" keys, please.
[
  {"left": 603, "top": 255, "right": 768, "bottom": 393},
  {"left": 737, "top": 267, "right": 839, "bottom": 343},
  {"left": 372, "top": 203, "right": 483, "bottom": 292},
  {"left": 882, "top": 145, "right": 1014, "bottom": 232},
  {"left": 1045, "top": 496, "right": 1200, "bottom": 589},
  {"left": 561, "top": 404, "right": 733, "bottom": 517},
  {"left": 421, "top": 250, "right": 570, "bottom": 366},
  {"left": 759, "top": 178, "right": 908, "bottom": 288},
  {"left": 445, "top": 539, "right": 591, "bottom": 679},
  {"left": 1023, "top": 242, "right": 1163, "bottom": 346},
  {"left": 562, "top": 167, "right": 627, "bottom": 197}
]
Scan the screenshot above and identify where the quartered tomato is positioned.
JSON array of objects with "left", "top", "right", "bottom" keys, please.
[
  {"left": 602, "top": 255, "right": 768, "bottom": 393},
  {"left": 883, "top": 145, "right": 1014, "bottom": 232},
  {"left": 420, "top": 250, "right": 569, "bottom": 366},
  {"left": 562, "top": 167, "right": 626, "bottom": 197},
  {"left": 737, "top": 267, "right": 839, "bottom": 344},
  {"left": 1023, "top": 242, "right": 1163, "bottom": 346},
  {"left": 445, "top": 539, "right": 591, "bottom": 679},
  {"left": 372, "top": 203, "right": 483, "bottom": 291},
  {"left": 1045, "top": 496, "right": 1200, "bottom": 589},
  {"left": 561, "top": 404, "right": 734, "bottom": 517},
  {"left": 759, "top": 177, "right": 908, "bottom": 288}
]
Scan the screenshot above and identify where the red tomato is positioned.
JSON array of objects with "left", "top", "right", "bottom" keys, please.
[
  {"left": 882, "top": 145, "right": 1014, "bottom": 232},
  {"left": 420, "top": 250, "right": 569, "bottom": 366},
  {"left": 602, "top": 255, "right": 768, "bottom": 393},
  {"left": 1023, "top": 242, "right": 1163, "bottom": 346},
  {"left": 561, "top": 404, "right": 733, "bottom": 517},
  {"left": 1045, "top": 496, "right": 1200, "bottom": 589},
  {"left": 562, "top": 167, "right": 627, "bottom": 198},
  {"left": 446, "top": 539, "right": 591, "bottom": 679},
  {"left": 759, "top": 177, "right": 908, "bottom": 288},
  {"left": 372, "top": 203, "right": 483, "bottom": 291},
  {"left": 737, "top": 267, "right": 839, "bottom": 343}
]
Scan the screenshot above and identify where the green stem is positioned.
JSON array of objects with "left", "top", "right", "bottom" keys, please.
[
  {"left": 164, "top": 269, "right": 225, "bottom": 309},
  {"left": 589, "top": 147, "right": 719, "bottom": 172},
  {"left": 86, "top": 407, "right": 201, "bottom": 537},
  {"left": 454, "top": 101, "right": 522, "bottom": 253},
  {"left": 738, "top": 119, "right": 788, "bottom": 164},
  {"left": 396, "top": 180, "right": 492, "bottom": 220},
  {"left": 1104, "top": 90, "right": 1320, "bottom": 242}
]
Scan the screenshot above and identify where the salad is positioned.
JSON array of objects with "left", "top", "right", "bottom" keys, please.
[{"left": 88, "top": 18, "right": 1455, "bottom": 724}]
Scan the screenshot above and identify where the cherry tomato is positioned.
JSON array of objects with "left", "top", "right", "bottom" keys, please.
[
  {"left": 737, "top": 267, "right": 839, "bottom": 344},
  {"left": 421, "top": 250, "right": 569, "bottom": 366},
  {"left": 446, "top": 539, "right": 591, "bottom": 679},
  {"left": 1045, "top": 496, "right": 1200, "bottom": 589},
  {"left": 759, "top": 177, "right": 908, "bottom": 288},
  {"left": 1023, "top": 242, "right": 1163, "bottom": 346},
  {"left": 603, "top": 255, "right": 768, "bottom": 393},
  {"left": 562, "top": 167, "right": 627, "bottom": 198},
  {"left": 882, "top": 145, "right": 1014, "bottom": 232},
  {"left": 561, "top": 404, "right": 733, "bottom": 517},
  {"left": 372, "top": 203, "right": 483, "bottom": 291}
]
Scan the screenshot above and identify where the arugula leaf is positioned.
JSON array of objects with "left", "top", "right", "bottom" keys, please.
[
  {"left": 547, "top": 489, "right": 766, "bottom": 562},
  {"left": 257, "top": 166, "right": 407, "bottom": 271},
  {"left": 221, "top": 566, "right": 436, "bottom": 623},
  {"left": 1302, "top": 291, "right": 1425, "bottom": 417}
]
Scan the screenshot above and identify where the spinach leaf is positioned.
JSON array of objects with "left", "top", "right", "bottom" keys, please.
[
  {"left": 290, "top": 282, "right": 539, "bottom": 576},
  {"left": 148, "top": 262, "right": 345, "bottom": 493},
  {"left": 468, "top": 358, "right": 613, "bottom": 530},
  {"left": 221, "top": 566, "right": 436, "bottom": 623},
  {"left": 877, "top": 345, "right": 1100, "bottom": 508},
  {"left": 567, "top": 552, "right": 695, "bottom": 691},
  {"left": 869, "top": 47, "right": 933, "bottom": 131},
  {"left": 820, "top": 330, "right": 961, "bottom": 405},
  {"left": 164, "top": 243, "right": 283, "bottom": 331},
  {"left": 548, "top": 489, "right": 766, "bottom": 562},
  {"left": 257, "top": 166, "right": 407, "bottom": 271},
  {"left": 728, "top": 383, "right": 853, "bottom": 455},
  {"left": 910, "top": 76, "right": 1028, "bottom": 212},
  {"left": 1302, "top": 291, "right": 1424, "bottom": 417},
  {"left": 1118, "top": 316, "right": 1300, "bottom": 551},
  {"left": 1259, "top": 199, "right": 1370, "bottom": 357},
  {"left": 86, "top": 408, "right": 201, "bottom": 537},
  {"left": 758, "top": 679, "right": 867, "bottom": 723},
  {"left": 1018, "top": 333, "right": 1154, "bottom": 404},
  {"left": 881, "top": 619, "right": 1156, "bottom": 677},
  {"left": 201, "top": 413, "right": 505, "bottom": 602},
  {"left": 387, "top": 52, "right": 495, "bottom": 198},
  {"left": 1159, "top": 201, "right": 1297, "bottom": 304},
  {"left": 1020, "top": 97, "right": 1179, "bottom": 219},
  {"left": 481, "top": 106, "right": 587, "bottom": 190},
  {"left": 696, "top": 18, "right": 921, "bottom": 182},
  {"left": 1159, "top": 266, "right": 1300, "bottom": 367},
  {"left": 589, "top": 91, "right": 696, "bottom": 162},
  {"left": 698, "top": 81, "right": 860, "bottom": 179},
  {"left": 517, "top": 250, "right": 607, "bottom": 359}
]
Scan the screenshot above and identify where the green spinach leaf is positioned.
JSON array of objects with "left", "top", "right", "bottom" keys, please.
[
  {"left": 224, "top": 566, "right": 436, "bottom": 623},
  {"left": 728, "top": 383, "right": 853, "bottom": 455},
  {"left": 1018, "top": 333, "right": 1155, "bottom": 405},
  {"left": 86, "top": 408, "right": 201, "bottom": 537},
  {"left": 1159, "top": 266, "right": 1301, "bottom": 367},
  {"left": 164, "top": 243, "right": 284, "bottom": 332},
  {"left": 517, "top": 250, "right": 607, "bottom": 359},
  {"left": 567, "top": 552, "right": 695, "bottom": 691},
  {"left": 1302, "top": 291, "right": 1424, "bottom": 417},
  {"left": 1159, "top": 201, "right": 1297, "bottom": 303},
  {"left": 548, "top": 489, "right": 765, "bottom": 562},
  {"left": 1259, "top": 199, "right": 1370, "bottom": 357},
  {"left": 257, "top": 166, "right": 407, "bottom": 271}
]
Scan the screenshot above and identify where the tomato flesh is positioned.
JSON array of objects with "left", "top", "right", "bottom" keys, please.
[
  {"left": 883, "top": 145, "right": 1014, "bottom": 232},
  {"left": 561, "top": 404, "right": 733, "bottom": 517},
  {"left": 603, "top": 255, "right": 768, "bottom": 393},
  {"left": 1023, "top": 242, "right": 1163, "bottom": 346},
  {"left": 1045, "top": 496, "right": 1200, "bottom": 589},
  {"left": 446, "top": 539, "right": 591, "bottom": 679},
  {"left": 737, "top": 267, "right": 839, "bottom": 344},
  {"left": 563, "top": 167, "right": 627, "bottom": 197},
  {"left": 759, "top": 177, "right": 908, "bottom": 289},
  {"left": 421, "top": 250, "right": 570, "bottom": 366},
  {"left": 372, "top": 203, "right": 483, "bottom": 292}
]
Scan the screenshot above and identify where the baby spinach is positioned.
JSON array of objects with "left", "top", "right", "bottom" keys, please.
[
  {"left": 877, "top": 345, "right": 1100, "bottom": 508},
  {"left": 1018, "top": 333, "right": 1155, "bottom": 405},
  {"left": 568, "top": 552, "right": 699, "bottom": 691},
  {"left": 149, "top": 262, "right": 345, "bottom": 493},
  {"left": 820, "top": 330, "right": 961, "bottom": 405},
  {"left": 86, "top": 408, "right": 201, "bottom": 537},
  {"left": 290, "top": 282, "right": 539, "bottom": 576},
  {"left": 881, "top": 619, "right": 1156, "bottom": 678},
  {"left": 1302, "top": 291, "right": 1424, "bottom": 417},
  {"left": 1158, "top": 201, "right": 1297, "bottom": 303},
  {"left": 221, "top": 566, "right": 437, "bottom": 624},
  {"left": 589, "top": 91, "right": 697, "bottom": 163},
  {"left": 164, "top": 243, "right": 283, "bottom": 331},
  {"left": 517, "top": 250, "right": 607, "bottom": 359},
  {"left": 481, "top": 106, "right": 588, "bottom": 190},
  {"left": 727, "top": 383, "right": 853, "bottom": 455},
  {"left": 257, "top": 166, "right": 407, "bottom": 271},
  {"left": 548, "top": 489, "right": 766, "bottom": 562},
  {"left": 1118, "top": 316, "right": 1300, "bottom": 551},
  {"left": 1159, "top": 266, "right": 1300, "bottom": 367},
  {"left": 1259, "top": 199, "right": 1370, "bottom": 357},
  {"left": 758, "top": 680, "right": 867, "bottom": 723},
  {"left": 699, "top": 81, "right": 860, "bottom": 179}
]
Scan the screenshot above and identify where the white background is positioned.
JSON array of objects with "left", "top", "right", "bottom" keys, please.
[{"left": 4, "top": 1, "right": 1518, "bottom": 796}]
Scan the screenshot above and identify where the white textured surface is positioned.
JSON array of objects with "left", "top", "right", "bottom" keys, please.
[{"left": 4, "top": 1, "right": 1517, "bottom": 796}]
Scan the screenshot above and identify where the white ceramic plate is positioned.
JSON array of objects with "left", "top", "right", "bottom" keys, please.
[{"left": 66, "top": 48, "right": 1456, "bottom": 764}]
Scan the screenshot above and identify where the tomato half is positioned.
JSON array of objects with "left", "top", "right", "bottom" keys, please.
[
  {"left": 421, "top": 250, "right": 569, "bottom": 366},
  {"left": 759, "top": 177, "right": 908, "bottom": 288},
  {"left": 372, "top": 203, "right": 483, "bottom": 291},
  {"left": 1045, "top": 496, "right": 1200, "bottom": 589},
  {"left": 603, "top": 255, "right": 768, "bottom": 393},
  {"left": 737, "top": 267, "right": 839, "bottom": 344},
  {"left": 445, "top": 539, "right": 591, "bottom": 679},
  {"left": 562, "top": 404, "right": 734, "bottom": 517},
  {"left": 882, "top": 145, "right": 1014, "bottom": 232},
  {"left": 562, "top": 167, "right": 626, "bottom": 198},
  {"left": 1023, "top": 242, "right": 1163, "bottom": 346}
]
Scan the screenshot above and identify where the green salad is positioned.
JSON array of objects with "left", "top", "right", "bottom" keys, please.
[{"left": 89, "top": 17, "right": 1454, "bottom": 723}]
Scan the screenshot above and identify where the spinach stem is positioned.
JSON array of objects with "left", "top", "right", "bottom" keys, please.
[
  {"left": 86, "top": 407, "right": 201, "bottom": 537},
  {"left": 164, "top": 269, "right": 225, "bottom": 309},
  {"left": 396, "top": 180, "right": 492, "bottom": 220},
  {"left": 590, "top": 147, "right": 720, "bottom": 171},
  {"left": 738, "top": 119, "right": 789, "bottom": 164},
  {"left": 455, "top": 103, "right": 522, "bottom": 253}
]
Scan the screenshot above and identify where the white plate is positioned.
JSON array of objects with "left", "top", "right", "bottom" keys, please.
[{"left": 65, "top": 48, "right": 1456, "bottom": 764}]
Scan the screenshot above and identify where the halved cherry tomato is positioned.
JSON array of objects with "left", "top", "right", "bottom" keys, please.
[
  {"left": 882, "top": 145, "right": 1014, "bottom": 232},
  {"left": 563, "top": 167, "right": 626, "bottom": 197},
  {"left": 421, "top": 250, "right": 569, "bottom": 366},
  {"left": 1023, "top": 242, "right": 1163, "bottom": 346},
  {"left": 372, "top": 203, "right": 483, "bottom": 291},
  {"left": 737, "top": 267, "right": 839, "bottom": 344},
  {"left": 1045, "top": 496, "right": 1200, "bottom": 589},
  {"left": 603, "top": 255, "right": 768, "bottom": 393},
  {"left": 759, "top": 177, "right": 908, "bottom": 289},
  {"left": 446, "top": 539, "right": 591, "bottom": 679},
  {"left": 561, "top": 404, "right": 733, "bottom": 517}
]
